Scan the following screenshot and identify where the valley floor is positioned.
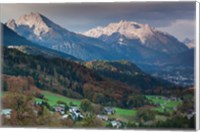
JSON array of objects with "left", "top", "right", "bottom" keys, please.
[
  {"left": 34, "top": 91, "right": 181, "bottom": 125},
  {"left": 1, "top": 90, "right": 195, "bottom": 129}
]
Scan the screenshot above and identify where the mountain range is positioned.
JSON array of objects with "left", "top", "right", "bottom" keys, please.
[
  {"left": 6, "top": 12, "right": 191, "bottom": 65},
  {"left": 6, "top": 12, "right": 119, "bottom": 61},
  {"left": 83, "top": 20, "right": 188, "bottom": 54},
  {"left": 2, "top": 12, "right": 194, "bottom": 86}
]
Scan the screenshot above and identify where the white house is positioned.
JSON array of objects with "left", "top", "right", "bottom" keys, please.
[
  {"left": 186, "top": 111, "right": 195, "bottom": 120},
  {"left": 69, "top": 107, "right": 84, "bottom": 120},
  {"left": 110, "top": 120, "right": 122, "bottom": 128},
  {"left": 54, "top": 104, "right": 66, "bottom": 115},
  {"left": 104, "top": 107, "right": 114, "bottom": 115},
  {"left": 0, "top": 109, "right": 12, "bottom": 118}
]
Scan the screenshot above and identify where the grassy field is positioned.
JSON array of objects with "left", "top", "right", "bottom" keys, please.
[
  {"left": 3, "top": 90, "right": 180, "bottom": 123},
  {"left": 35, "top": 90, "right": 137, "bottom": 122},
  {"left": 37, "top": 91, "right": 81, "bottom": 106},
  {"left": 113, "top": 107, "right": 137, "bottom": 122},
  {"left": 37, "top": 92, "right": 181, "bottom": 115},
  {"left": 114, "top": 107, "right": 137, "bottom": 116},
  {"left": 146, "top": 95, "right": 182, "bottom": 112}
]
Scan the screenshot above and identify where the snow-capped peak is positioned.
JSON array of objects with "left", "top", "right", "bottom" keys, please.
[
  {"left": 83, "top": 20, "right": 156, "bottom": 43},
  {"left": 6, "top": 12, "right": 50, "bottom": 37}
]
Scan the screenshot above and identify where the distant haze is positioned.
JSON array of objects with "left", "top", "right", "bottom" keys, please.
[{"left": 1, "top": 2, "right": 195, "bottom": 41}]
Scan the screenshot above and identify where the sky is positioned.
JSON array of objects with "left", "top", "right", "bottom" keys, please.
[{"left": 0, "top": 2, "right": 196, "bottom": 41}]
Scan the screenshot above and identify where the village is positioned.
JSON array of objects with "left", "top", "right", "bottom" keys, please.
[
  {"left": 1, "top": 91, "right": 195, "bottom": 128},
  {"left": 1, "top": 100, "right": 123, "bottom": 128}
]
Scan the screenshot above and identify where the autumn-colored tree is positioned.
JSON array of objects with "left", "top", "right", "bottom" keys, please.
[
  {"left": 2, "top": 92, "right": 64, "bottom": 127},
  {"left": 80, "top": 99, "right": 93, "bottom": 112},
  {"left": 91, "top": 104, "right": 104, "bottom": 115},
  {"left": 3, "top": 75, "right": 39, "bottom": 94},
  {"left": 82, "top": 114, "right": 104, "bottom": 128},
  {"left": 2, "top": 92, "right": 37, "bottom": 126},
  {"left": 60, "top": 118, "right": 74, "bottom": 127},
  {"left": 1, "top": 115, "right": 10, "bottom": 126},
  {"left": 83, "top": 83, "right": 94, "bottom": 100},
  {"left": 136, "top": 108, "right": 156, "bottom": 123},
  {"left": 5, "top": 76, "right": 29, "bottom": 92},
  {"left": 35, "top": 106, "right": 62, "bottom": 127},
  {"left": 92, "top": 93, "right": 105, "bottom": 104}
]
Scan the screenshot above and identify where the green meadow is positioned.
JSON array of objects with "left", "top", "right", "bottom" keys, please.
[
  {"left": 2, "top": 90, "right": 182, "bottom": 123},
  {"left": 36, "top": 91, "right": 81, "bottom": 106},
  {"left": 146, "top": 95, "right": 182, "bottom": 112},
  {"left": 35, "top": 90, "right": 137, "bottom": 122}
]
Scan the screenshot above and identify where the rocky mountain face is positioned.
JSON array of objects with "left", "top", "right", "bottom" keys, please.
[
  {"left": 83, "top": 20, "right": 188, "bottom": 54},
  {"left": 6, "top": 12, "right": 118, "bottom": 61},
  {"left": 6, "top": 12, "right": 189, "bottom": 65},
  {"left": 1, "top": 23, "right": 80, "bottom": 61}
]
